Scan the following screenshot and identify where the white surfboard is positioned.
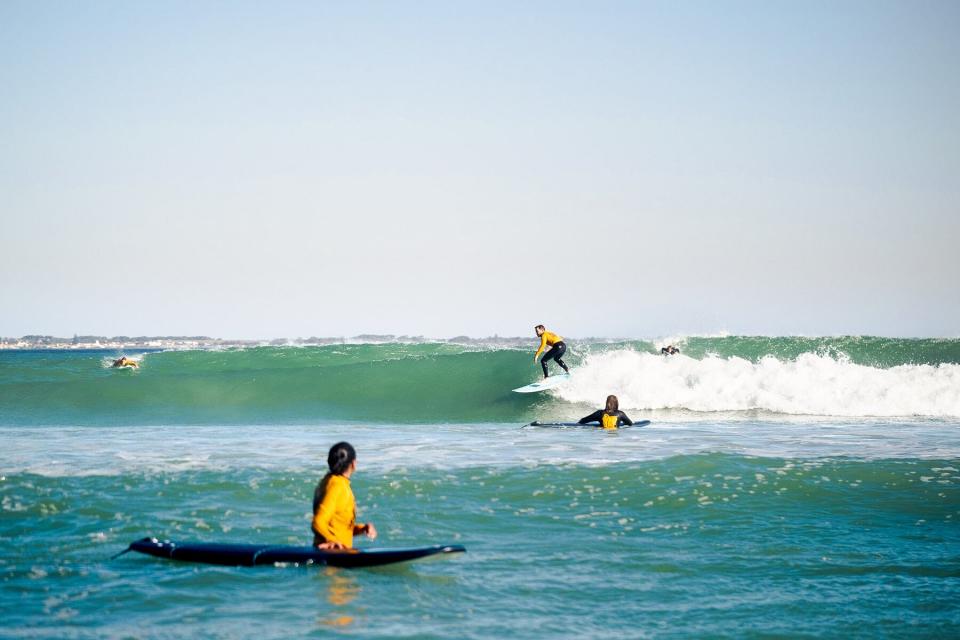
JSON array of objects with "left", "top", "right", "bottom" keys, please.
[{"left": 512, "top": 373, "right": 571, "bottom": 393}]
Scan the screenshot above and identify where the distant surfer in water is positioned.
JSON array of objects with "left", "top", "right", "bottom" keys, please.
[
  {"left": 312, "top": 441, "right": 377, "bottom": 550},
  {"left": 112, "top": 356, "right": 139, "bottom": 368},
  {"left": 578, "top": 395, "right": 634, "bottom": 429},
  {"left": 534, "top": 324, "right": 569, "bottom": 378},
  {"left": 660, "top": 345, "right": 680, "bottom": 356}
]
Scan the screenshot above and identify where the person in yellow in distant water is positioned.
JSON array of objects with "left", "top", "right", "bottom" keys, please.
[
  {"left": 312, "top": 441, "right": 378, "bottom": 550},
  {"left": 578, "top": 395, "right": 634, "bottom": 429},
  {"left": 112, "top": 356, "right": 139, "bottom": 368},
  {"left": 533, "top": 324, "right": 570, "bottom": 379}
]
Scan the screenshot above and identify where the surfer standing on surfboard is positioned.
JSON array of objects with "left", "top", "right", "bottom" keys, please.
[{"left": 533, "top": 325, "right": 570, "bottom": 378}]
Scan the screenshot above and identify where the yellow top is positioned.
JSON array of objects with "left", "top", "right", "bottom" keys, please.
[
  {"left": 534, "top": 331, "right": 563, "bottom": 359},
  {"left": 601, "top": 413, "right": 619, "bottom": 430},
  {"left": 312, "top": 474, "right": 357, "bottom": 548}
]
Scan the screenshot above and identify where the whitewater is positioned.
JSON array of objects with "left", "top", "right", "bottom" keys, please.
[{"left": 560, "top": 350, "right": 960, "bottom": 418}]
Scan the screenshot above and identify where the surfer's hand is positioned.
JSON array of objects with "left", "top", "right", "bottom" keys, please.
[
  {"left": 361, "top": 523, "right": 377, "bottom": 540},
  {"left": 316, "top": 541, "right": 347, "bottom": 551}
]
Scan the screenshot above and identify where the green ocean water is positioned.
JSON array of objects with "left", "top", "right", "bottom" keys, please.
[
  {"left": 2, "top": 340, "right": 960, "bottom": 637},
  {"left": 1, "top": 337, "right": 959, "bottom": 424}
]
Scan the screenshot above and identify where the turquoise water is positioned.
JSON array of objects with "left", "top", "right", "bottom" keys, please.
[
  {"left": 2, "top": 338, "right": 959, "bottom": 424},
  {"left": 2, "top": 340, "right": 960, "bottom": 637}
]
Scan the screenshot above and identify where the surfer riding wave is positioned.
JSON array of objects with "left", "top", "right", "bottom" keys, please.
[{"left": 534, "top": 324, "right": 569, "bottom": 378}]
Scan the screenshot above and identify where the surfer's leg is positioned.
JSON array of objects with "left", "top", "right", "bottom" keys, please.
[
  {"left": 554, "top": 342, "right": 569, "bottom": 373},
  {"left": 541, "top": 345, "right": 559, "bottom": 377}
]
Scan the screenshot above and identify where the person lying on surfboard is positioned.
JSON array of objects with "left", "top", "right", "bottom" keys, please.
[
  {"left": 312, "top": 441, "right": 377, "bottom": 550},
  {"left": 578, "top": 395, "right": 633, "bottom": 429},
  {"left": 533, "top": 324, "right": 569, "bottom": 378},
  {"left": 112, "top": 356, "right": 139, "bottom": 368}
]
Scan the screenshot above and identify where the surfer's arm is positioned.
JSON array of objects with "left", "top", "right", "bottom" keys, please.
[
  {"left": 354, "top": 522, "right": 377, "bottom": 539},
  {"left": 534, "top": 335, "right": 547, "bottom": 361},
  {"left": 578, "top": 410, "right": 603, "bottom": 425},
  {"left": 619, "top": 411, "right": 633, "bottom": 426}
]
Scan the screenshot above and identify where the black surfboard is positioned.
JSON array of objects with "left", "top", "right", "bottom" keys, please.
[
  {"left": 120, "top": 537, "right": 465, "bottom": 568},
  {"left": 526, "top": 420, "right": 651, "bottom": 429}
]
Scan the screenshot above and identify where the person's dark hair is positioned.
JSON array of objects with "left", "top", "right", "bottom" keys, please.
[
  {"left": 534, "top": 324, "right": 545, "bottom": 332},
  {"left": 327, "top": 441, "right": 356, "bottom": 475},
  {"left": 604, "top": 395, "right": 619, "bottom": 414}
]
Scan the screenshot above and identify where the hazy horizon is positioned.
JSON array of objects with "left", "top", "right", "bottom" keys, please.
[{"left": 4, "top": 330, "right": 959, "bottom": 342}]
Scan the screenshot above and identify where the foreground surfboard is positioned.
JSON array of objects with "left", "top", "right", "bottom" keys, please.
[
  {"left": 527, "top": 420, "right": 651, "bottom": 429},
  {"left": 120, "top": 537, "right": 465, "bottom": 568},
  {"left": 512, "top": 373, "right": 571, "bottom": 393}
]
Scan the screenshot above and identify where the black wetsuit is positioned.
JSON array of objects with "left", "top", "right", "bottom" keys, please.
[
  {"left": 541, "top": 341, "right": 569, "bottom": 377},
  {"left": 578, "top": 410, "right": 633, "bottom": 427}
]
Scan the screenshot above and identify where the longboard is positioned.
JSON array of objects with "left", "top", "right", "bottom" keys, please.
[
  {"left": 119, "top": 537, "right": 465, "bottom": 568},
  {"left": 527, "top": 420, "right": 651, "bottom": 429},
  {"left": 512, "top": 373, "right": 571, "bottom": 393}
]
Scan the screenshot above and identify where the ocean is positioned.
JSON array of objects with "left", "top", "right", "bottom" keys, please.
[{"left": 2, "top": 337, "right": 959, "bottom": 638}]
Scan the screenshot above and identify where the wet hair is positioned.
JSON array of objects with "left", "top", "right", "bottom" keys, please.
[
  {"left": 534, "top": 324, "right": 545, "bottom": 333},
  {"left": 327, "top": 441, "right": 356, "bottom": 475},
  {"left": 604, "top": 395, "right": 619, "bottom": 414}
]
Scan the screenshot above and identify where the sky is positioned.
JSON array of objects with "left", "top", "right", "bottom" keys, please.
[{"left": 1, "top": 1, "right": 958, "bottom": 339}]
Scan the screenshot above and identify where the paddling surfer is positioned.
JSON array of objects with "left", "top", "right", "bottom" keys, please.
[{"left": 578, "top": 395, "right": 634, "bottom": 429}]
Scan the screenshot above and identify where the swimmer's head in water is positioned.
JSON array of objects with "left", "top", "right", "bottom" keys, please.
[
  {"left": 605, "top": 395, "right": 619, "bottom": 413},
  {"left": 327, "top": 441, "right": 357, "bottom": 476},
  {"left": 534, "top": 324, "right": 545, "bottom": 336}
]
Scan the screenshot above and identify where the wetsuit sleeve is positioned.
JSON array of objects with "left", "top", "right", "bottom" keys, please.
[
  {"left": 534, "top": 334, "right": 548, "bottom": 360},
  {"left": 619, "top": 411, "right": 633, "bottom": 426},
  {"left": 312, "top": 478, "right": 345, "bottom": 542},
  {"left": 578, "top": 410, "right": 604, "bottom": 425}
]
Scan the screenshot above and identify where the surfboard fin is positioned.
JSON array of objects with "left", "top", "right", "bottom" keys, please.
[{"left": 110, "top": 546, "right": 133, "bottom": 560}]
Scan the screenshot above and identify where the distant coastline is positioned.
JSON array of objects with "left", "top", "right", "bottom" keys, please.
[{"left": 0, "top": 334, "right": 536, "bottom": 350}]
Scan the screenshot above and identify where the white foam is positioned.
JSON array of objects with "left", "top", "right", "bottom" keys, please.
[
  {"left": 555, "top": 350, "right": 960, "bottom": 418},
  {"left": 4, "top": 416, "right": 960, "bottom": 478}
]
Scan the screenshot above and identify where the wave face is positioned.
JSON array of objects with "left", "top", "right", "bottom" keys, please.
[{"left": 0, "top": 337, "right": 958, "bottom": 425}]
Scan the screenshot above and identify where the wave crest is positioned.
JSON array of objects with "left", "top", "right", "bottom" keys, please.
[{"left": 556, "top": 350, "right": 960, "bottom": 418}]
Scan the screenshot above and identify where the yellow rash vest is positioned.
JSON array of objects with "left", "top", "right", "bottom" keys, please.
[
  {"left": 534, "top": 331, "right": 564, "bottom": 359},
  {"left": 312, "top": 474, "right": 358, "bottom": 548}
]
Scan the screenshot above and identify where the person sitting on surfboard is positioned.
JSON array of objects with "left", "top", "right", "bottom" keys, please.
[
  {"left": 312, "top": 441, "right": 377, "bottom": 550},
  {"left": 112, "top": 356, "right": 139, "bottom": 368},
  {"left": 578, "top": 395, "right": 633, "bottom": 429},
  {"left": 534, "top": 324, "right": 569, "bottom": 378}
]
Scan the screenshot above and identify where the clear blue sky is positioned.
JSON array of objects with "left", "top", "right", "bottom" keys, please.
[{"left": 1, "top": 1, "right": 958, "bottom": 338}]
